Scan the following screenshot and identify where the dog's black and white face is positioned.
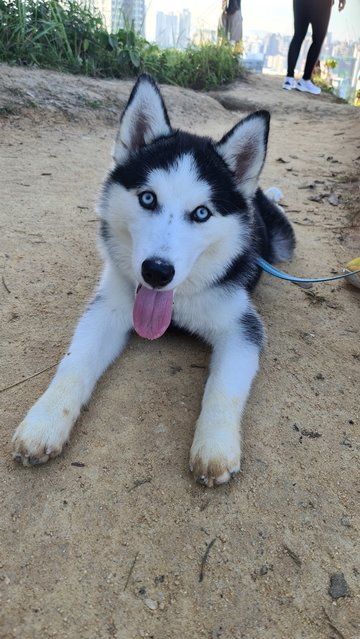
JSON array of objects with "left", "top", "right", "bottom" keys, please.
[{"left": 99, "top": 74, "right": 269, "bottom": 339}]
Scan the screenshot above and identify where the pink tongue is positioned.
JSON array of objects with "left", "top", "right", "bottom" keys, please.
[{"left": 133, "top": 286, "right": 174, "bottom": 340}]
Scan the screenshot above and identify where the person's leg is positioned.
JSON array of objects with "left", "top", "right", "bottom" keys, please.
[
  {"left": 287, "top": 0, "right": 310, "bottom": 77},
  {"left": 303, "top": 0, "right": 332, "bottom": 80},
  {"left": 229, "top": 9, "right": 243, "bottom": 45}
]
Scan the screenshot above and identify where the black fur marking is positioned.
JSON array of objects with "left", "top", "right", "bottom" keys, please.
[
  {"left": 89, "top": 293, "right": 103, "bottom": 306},
  {"left": 217, "top": 251, "right": 262, "bottom": 292},
  {"left": 240, "top": 311, "right": 265, "bottom": 349},
  {"left": 100, "top": 219, "right": 110, "bottom": 243},
  {"left": 217, "top": 188, "right": 295, "bottom": 292},
  {"left": 86, "top": 293, "right": 104, "bottom": 313},
  {"left": 216, "top": 205, "right": 270, "bottom": 291},
  {"left": 254, "top": 189, "right": 295, "bottom": 262},
  {"left": 109, "top": 131, "right": 248, "bottom": 217}
]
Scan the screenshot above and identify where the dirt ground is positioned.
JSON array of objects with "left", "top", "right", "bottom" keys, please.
[{"left": 0, "top": 65, "right": 359, "bottom": 639}]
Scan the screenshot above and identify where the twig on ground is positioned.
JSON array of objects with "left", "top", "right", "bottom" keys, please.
[
  {"left": 199, "top": 537, "right": 217, "bottom": 583},
  {"left": 124, "top": 552, "right": 139, "bottom": 591},
  {"left": 293, "top": 221, "right": 355, "bottom": 229},
  {"left": 2, "top": 274, "right": 10, "bottom": 293},
  {"left": 283, "top": 544, "right": 302, "bottom": 568},
  {"left": 2, "top": 255, "right": 11, "bottom": 293},
  {"left": 128, "top": 478, "right": 152, "bottom": 492},
  {"left": 0, "top": 362, "right": 57, "bottom": 393}
]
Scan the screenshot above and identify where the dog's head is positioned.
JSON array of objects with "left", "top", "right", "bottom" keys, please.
[{"left": 99, "top": 74, "right": 270, "bottom": 339}]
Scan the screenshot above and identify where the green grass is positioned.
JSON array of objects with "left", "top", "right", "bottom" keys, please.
[{"left": 0, "top": 0, "right": 243, "bottom": 90}]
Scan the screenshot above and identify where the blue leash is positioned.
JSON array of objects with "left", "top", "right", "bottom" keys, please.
[{"left": 256, "top": 257, "right": 360, "bottom": 289}]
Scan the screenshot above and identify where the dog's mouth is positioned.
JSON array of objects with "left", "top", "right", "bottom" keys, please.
[{"left": 133, "top": 285, "right": 174, "bottom": 340}]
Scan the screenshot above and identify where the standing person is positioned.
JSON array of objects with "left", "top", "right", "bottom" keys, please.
[
  {"left": 219, "top": 0, "right": 243, "bottom": 52},
  {"left": 283, "top": 0, "right": 346, "bottom": 95}
]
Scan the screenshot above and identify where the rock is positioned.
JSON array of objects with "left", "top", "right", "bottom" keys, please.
[
  {"left": 328, "top": 573, "right": 350, "bottom": 599},
  {"left": 144, "top": 598, "right": 158, "bottom": 611},
  {"left": 340, "top": 513, "right": 351, "bottom": 528},
  {"left": 308, "top": 194, "right": 324, "bottom": 202},
  {"left": 328, "top": 192, "right": 339, "bottom": 206}
]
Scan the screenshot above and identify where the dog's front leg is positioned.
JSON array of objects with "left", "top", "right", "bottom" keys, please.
[
  {"left": 12, "top": 265, "right": 133, "bottom": 466},
  {"left": 190, "top": 316, "right": 263, "bottom": 487}
]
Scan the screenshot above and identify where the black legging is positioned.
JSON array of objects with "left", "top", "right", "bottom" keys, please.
[{"left": 287, "top": 0, "right": 333, "bottom": 80}]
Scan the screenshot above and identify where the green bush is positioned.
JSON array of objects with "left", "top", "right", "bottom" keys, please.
[
  {"left": 141, "top": 42, "right": 242, "bottom": 90},
  {"left": 0, "top": 0, "right": 243, "bottom": 89}
]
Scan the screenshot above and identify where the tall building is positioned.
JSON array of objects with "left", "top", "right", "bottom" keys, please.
[
  {"left": 178, "top": 9, "right": 191, "bottom": 49},
  {"left": 81, "top": 0, "right": 145, "bottom": 34},
  {"left": 156, "top": 12, "right": 178, "bottom": 48},
  {"left": 113, "top": 0, "right": 146, "bottom": 35},
  {"left": 264, "top": 34, "right": 279, "bottom": 56},
  {"left": 111, "top": 0, "right": 121, "bottom": 32},
  {"left": 81, "top": 0, "right": 112, "bottom": 30}
]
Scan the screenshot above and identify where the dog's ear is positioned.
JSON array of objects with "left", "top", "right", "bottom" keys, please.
[
  {"left": 216, "top": 111, "right": 270, "bottom": 198},
  {"left": 113, "top": 74, "right": 172, "bottom": 164}
]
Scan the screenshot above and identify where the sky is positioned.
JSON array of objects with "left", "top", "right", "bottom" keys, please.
[{"left": 144, "top": 0, "right": 360, "bottom": 43}]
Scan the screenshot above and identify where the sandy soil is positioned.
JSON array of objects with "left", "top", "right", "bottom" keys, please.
[{"left": 1, "top": 65, "right": 359, "bottom": 639}]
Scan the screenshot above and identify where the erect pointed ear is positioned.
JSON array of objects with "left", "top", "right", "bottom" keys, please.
[
  {"left": 216, "top": 111, "right": 270, "bottom": 198},
  {"left": 113, "top": 74, "right": 172, "bottom": 164}
]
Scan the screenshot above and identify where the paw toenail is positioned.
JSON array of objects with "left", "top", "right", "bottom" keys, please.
[{"left": 28, "top": 456, "right": 42, "bottom": 465}]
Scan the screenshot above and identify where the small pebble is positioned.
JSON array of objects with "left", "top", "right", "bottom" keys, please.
[
  {"left": 328, "top": 193, "right": 339, "bottom": 206},
  {"left": 328, "top": 573, "right": 350, "bottom": 599},
  {"left": 144, "top": 598, "right": 158, "bottom": 611},
  {"left": 340, "top": 513, "right": 351, "bottom": 528}
]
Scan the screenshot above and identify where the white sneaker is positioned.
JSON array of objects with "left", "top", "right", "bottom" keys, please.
[
  {"left": 282, "top": 77, "right": 296, "bottom": 91},
  {"left": 296, "top": 79, "right": 321, "bottom": 95}
]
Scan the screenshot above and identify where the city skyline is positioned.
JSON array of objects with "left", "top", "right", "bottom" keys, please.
[{"left": 144, "top": 0, "right": 360, "bottom": 43}]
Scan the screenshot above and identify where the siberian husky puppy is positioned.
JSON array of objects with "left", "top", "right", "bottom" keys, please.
[{"left": 12, "top": 74, "right": 295, "bottom": 486}]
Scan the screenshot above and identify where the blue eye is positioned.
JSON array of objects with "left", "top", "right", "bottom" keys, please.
[
  {"left": 139, "top": 191, "right": 157, "bottom": 210},
  {"left": 191, "top": 206, "right": 212, "bottom": 223}
]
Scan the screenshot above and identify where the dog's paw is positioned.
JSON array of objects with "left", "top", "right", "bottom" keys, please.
[
  {"left": 12, "top": 378, "right": 82, "bottom": 467},
  {"left": 189, "top": 433, "right": 241, "bottom": 487},
  {"left": 12, "top": 405, "right": 71, "bottom": 467},
  {"left": 12, "top": 419, "right": 65, "bottom": 466}
]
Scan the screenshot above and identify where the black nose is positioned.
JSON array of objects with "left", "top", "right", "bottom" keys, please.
[{"left": 141, "top": 259, "right": 175, "bottom": 288}]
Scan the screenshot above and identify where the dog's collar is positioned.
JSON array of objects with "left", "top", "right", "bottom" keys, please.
[{"left": 256, "top": 257, "right": 360, "bottom": 290}]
